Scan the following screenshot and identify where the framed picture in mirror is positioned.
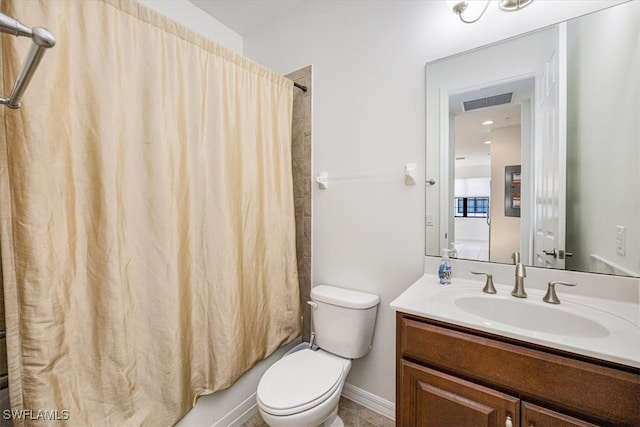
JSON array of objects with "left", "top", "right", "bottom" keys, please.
[{"left": 505, "top": 165, "right": 521, "bottom": 217}]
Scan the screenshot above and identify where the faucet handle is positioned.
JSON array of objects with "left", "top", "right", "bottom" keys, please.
[
  {"left": 543, "top": 281, "right": 577, "bottom": 304},
  {"left": 470, "top": 271, "right": 497, "bottom": 294}
]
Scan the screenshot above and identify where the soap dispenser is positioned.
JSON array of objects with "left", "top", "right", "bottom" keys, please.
[{"left": 438, "top": 249, "right": 452, "bottom": 285}]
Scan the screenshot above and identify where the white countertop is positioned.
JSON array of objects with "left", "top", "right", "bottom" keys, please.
[{"left": 390, "top": 274, "right": 640, "bottom": 369}]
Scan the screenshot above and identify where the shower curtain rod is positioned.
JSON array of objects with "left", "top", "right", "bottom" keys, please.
[
  {"left": 293, "top": 82, "right": 307, "bottom": 92},
  {"left": 0, "top": 12, "right": 55, "bottom": 109},
  {"left": 0, "top": 11, "right": 299, "bottom": 104}
]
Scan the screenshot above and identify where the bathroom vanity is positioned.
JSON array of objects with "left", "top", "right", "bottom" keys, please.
[{"left": 391, "top": 274, "right": 640, "bottom": 426}]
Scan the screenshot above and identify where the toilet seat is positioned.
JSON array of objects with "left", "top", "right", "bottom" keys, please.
[{"left": 257, "top": 349, "right": 347, "bottom": 417}]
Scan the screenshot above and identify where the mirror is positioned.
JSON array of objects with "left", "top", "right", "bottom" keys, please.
[{"left": 426, "top": 1, "right": 639, "bottom": 277}]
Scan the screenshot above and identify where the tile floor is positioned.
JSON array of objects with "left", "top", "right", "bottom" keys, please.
[{"left": 241, "top": 396, "right": 394, "bottom": 427}]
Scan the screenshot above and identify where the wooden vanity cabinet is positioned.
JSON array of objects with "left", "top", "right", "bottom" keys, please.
[
  {"left": 396, "top": 312, "right": 640, "bottom": 426},
  {"left": 521, "top": 402, "right": 598, "bottom": 427},
  {"left": 400, "top": 359, "right": 520, "bottom": 426}
]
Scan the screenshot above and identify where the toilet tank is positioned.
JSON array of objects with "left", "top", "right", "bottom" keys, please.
[{"left": 310, "top": 285, "right": 380, "bottom": 359}]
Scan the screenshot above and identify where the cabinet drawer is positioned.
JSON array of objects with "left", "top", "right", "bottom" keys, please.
[
  {"left": 522, "top": 402, "right": 599, "bottom": 427},
  {"left": 398, "top": 313, "right": 640, "bottom": 425}
]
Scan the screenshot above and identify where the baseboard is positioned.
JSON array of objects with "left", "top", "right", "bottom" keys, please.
[
  {"left": 214, "top": 392, "right": 257, "bottom": 427},
  {"left": 341, "top": 383, "right": 395, "bottom": 421}
]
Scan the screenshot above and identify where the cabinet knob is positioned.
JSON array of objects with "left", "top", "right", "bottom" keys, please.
[{"left": 505, "top": 415, "right": 513, "bottom": 427}]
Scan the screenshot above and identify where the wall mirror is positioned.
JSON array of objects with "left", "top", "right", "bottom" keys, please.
[{"left": 425, "top": 1, "right": 639, "bottom": 278}]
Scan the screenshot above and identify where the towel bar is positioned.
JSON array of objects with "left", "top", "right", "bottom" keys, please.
[{"left": 0, "top": 12, "right": 55, "bottom": 109}]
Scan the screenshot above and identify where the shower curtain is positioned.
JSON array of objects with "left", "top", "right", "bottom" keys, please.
[{"left": 0, "top": 0, "right": 301, "bottom": 425}]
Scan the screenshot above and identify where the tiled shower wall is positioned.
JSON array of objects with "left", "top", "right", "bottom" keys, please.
[{"left": 286, "top": 66, "right": 312, "bottom": 342}]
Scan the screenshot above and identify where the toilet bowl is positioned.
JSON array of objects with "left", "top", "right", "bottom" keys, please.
[
  {"left": 256, "top": 285, "right": 380, "bottom": 427},
  {"left": 257, "top": 348, "right": 351, "bottom": 427}
]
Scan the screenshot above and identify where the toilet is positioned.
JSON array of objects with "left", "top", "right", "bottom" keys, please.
[{"left": 257, "top": 285, "right": 380, "bottom": 427}]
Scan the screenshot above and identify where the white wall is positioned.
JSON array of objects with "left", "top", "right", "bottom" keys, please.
[
  {"left": 242, "top": 0, "right": 628, "bottom": 406},
  {"left": 140, "top": 0, "right": 243, "bottom": 53},
  {"left": 455, "top": 177, "right": 490, "bottom": 197},
  {"left": 456, "top": 165, "right": 491, "bottom": 180},
  {"left": 455, "top": 217, "right": 490, "bottom": 242},
  {"left": 490, "top": 125, "right": 521, "bottom": 264}
]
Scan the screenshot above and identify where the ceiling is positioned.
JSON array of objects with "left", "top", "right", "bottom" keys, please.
[
  {"left": 451, "top": 78, "right": 534, "bottom": 168},
  {"left": 189, "top": 0, "right": 305, "bottom": 37}
]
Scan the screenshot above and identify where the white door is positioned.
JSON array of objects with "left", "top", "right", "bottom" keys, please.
[{"left": 533, "top": 23, "right": 568, "bottom": 269}]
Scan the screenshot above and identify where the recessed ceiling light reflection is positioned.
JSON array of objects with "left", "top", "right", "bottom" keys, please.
[
  {"left": 484, "top": 140, "right": 491, "bottom": 145},
  {"left": 482, "top": 120, "right": 494, "bottom": 125}
]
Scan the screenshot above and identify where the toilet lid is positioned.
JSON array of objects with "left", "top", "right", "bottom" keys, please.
[{"left": 257, "top": 349, "right": 346, "bottom": 416}]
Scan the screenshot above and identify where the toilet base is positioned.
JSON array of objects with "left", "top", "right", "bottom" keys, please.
[
  {"left": 321, "top": 406, "right": 340, "bottom": 427},
  {"left": 323, "top": 413, "right": 343, "bottom": 427},
  {"left": 258, "top": 404, "right": 344, "bottom": 427}
]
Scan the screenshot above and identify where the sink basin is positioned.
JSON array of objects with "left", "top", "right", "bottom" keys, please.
[
  {"left": 454, "top": 296, "right": 610, "bottom": 338},
  {"left": 390, "top": 275, "right": 640, "bottom": 368}
]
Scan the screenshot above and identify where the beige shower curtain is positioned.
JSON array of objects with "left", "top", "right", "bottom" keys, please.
[{"left": 0, "top": 0, "right": 300, "bottom": 425}]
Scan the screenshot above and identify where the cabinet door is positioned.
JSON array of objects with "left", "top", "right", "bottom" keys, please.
[
  {"left": 399, "top": 359, "right": 519, "bottom": 427},
  {"left": 522, "top": 402, "right": 599, "bottom": 427}
]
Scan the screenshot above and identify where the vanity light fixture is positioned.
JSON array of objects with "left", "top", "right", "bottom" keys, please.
[
  {"left": 498, "top": 0, "right": 534, "bottom": 11},
  {"left": 447, "top": 0, "right": 534, "bottom": 24}
]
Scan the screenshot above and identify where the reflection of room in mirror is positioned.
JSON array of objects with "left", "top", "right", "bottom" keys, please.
[
  {"left": 426, "top": 0, "right": 639, "bottom": 277},
  {"left": 454, "top": 239, "right": 489, "bottom": 262}
]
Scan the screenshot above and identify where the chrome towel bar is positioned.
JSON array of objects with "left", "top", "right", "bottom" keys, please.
[{"left": 0, "top": 12, "right": 55, "bottom": 109}]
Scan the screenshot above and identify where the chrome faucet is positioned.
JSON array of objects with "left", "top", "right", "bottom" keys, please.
[
  {"left": 543, "top": 281, "right": 577, "bottom": 304},
  {"left": 470, "top": 271, "right": 497, "bottom": 294},
  {"left": 511, "top": 252, "right": 527, "bottom": 298}
]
